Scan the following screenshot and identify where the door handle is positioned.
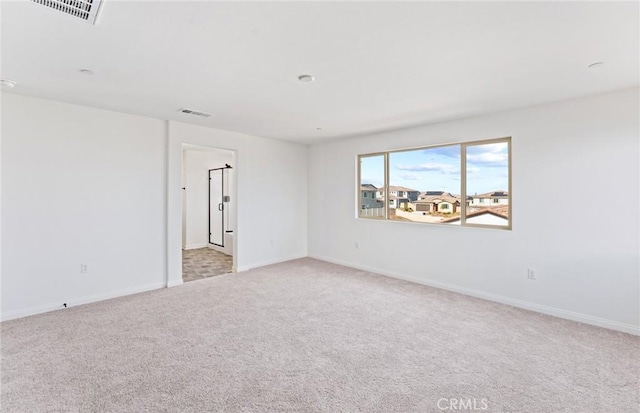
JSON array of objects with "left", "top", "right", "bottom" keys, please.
[{"left": 218, "top": 203, "right": 224, "bottom": 211}]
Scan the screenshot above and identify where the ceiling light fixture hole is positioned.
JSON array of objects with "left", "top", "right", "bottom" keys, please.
[{"left": 298, "top": 74, "right": 314, "bottom": 83}]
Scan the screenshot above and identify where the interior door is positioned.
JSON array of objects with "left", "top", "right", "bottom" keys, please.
[{"left": 209, "top": 169, "right": 224, "bottom": 246}]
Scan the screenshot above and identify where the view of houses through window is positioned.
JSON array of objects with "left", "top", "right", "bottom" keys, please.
[
  {"left": 358, "top": 138, "right": 511, "bottom": 228},
  {"left": 359, "top": 154, "right": 385, "bottom": 218}
]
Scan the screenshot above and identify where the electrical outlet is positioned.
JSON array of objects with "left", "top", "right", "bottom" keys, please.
[
  {"left": 527, "top": 268, "right": 537, "bottom": 280},
  {"left": 80, "top": 264, "right": 88, "bottom": 274}
]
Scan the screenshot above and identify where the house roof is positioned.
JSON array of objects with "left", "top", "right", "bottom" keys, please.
[
  {"left": 417, "top": 193, "right": 460, "bottom": 204},
  {"left": 419, "top": 191, "right": 456, "bottom": 198},
  {"left": 472, "top": 190, "right": 509, "bottom": 199},
  {"left": 378, "top": 185, "right": 420, "bottom": 192},
  {"left": 483, "top": 205, "right": 509, "bottom": 217},
  {"left": 422, "top": 191, "right": 450, "bottom": 197},
  {"left": 442, "top": 205, "right": 509, "bottom": 223},
  {"left": 360, "top": 185, "right": 377, "bottom": 191}
]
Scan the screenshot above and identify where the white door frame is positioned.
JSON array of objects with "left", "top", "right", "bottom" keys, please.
[{"left": 167, "top": 128, "right": 238, "bottom": 287}]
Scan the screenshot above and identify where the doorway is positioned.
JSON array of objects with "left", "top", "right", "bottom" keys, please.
[{"left": 181, "top": 144, "right": 235, "bottom": 282}]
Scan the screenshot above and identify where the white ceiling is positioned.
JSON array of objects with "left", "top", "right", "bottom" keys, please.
[{"left": 2, "top": 1, "right": 638, "bottom": 144}]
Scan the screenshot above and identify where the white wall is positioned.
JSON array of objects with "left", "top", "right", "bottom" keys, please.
[
  {"left": 182, "top": 148, "right": 234, "bottom": 250},
  {"left": 308, "top": 88, "right": 640, "bottom": 334},
  {"left": 1, "top": 94, "right": 308, "bottom": 319},
  {"left": 167, "top": 122, "right": 308, "bottom": 286},
  {"left": 1, "top": 93, "right": 167, "bottom": 319},
  {"left": 3, "top": 90, "right": 636, "bottom": 333}
]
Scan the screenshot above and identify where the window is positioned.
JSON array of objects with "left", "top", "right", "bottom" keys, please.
[
  {"left": 388, "top": 144, "right": 460, "bottom": 223},
  {"left": 358, "top": 154, "right": 385, "bottom": 219},
  {"left": 465, "top": 140, "right": 510, "bottom": 228},
  {"left": 357, "top": 137, "right": 511, "bottom": 229}
]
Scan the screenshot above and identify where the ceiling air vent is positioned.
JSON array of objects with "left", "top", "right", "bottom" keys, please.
[
  {"left": 179, "top": 108, "right": 213, "bottom": 118},
  {"left": 31, "top": 0, "right": 104, "bottom": 25}
]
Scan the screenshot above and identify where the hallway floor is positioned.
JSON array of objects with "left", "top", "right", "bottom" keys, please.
[{"left": 182, "top": 247, "right": 233, "bottom": 282}]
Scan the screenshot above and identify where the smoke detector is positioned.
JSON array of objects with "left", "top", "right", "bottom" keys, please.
[
  {"left": 179, "top": 108, "right": 213, "bottom": 118},
  {"left": 31, "top": 0, "right": 104, "bottom": 25}
]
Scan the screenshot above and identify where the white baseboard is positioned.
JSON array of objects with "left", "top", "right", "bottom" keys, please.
[
  {"left": 1, "top": 281, "right": 166, "bottom": 322},
  {"left": 183, "top": 243, "right": 208, "bottom": 250},
  {"left": 236, "top": 254, "right": 307, "bottom": 273},
  {"left": 308, "top": 254, "right": 640, "bottom": 336},
  {"left": 6, "top": 255, "right": 635, "bottom": 336}
]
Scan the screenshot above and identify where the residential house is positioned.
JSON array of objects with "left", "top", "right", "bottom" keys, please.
[
  {"left": 470, "top": 191, "right": 509, "bottom": 206},
  {"left": 413, "top": 191, "right": 461, "bottom": 214},
  {"left": 360, "top": 184, "right": 382, "bottom": 209},
  {"left": 386, "top": 195, "right": 411, "bottom": 209},
  {"left": 376, "top": 186, "right": 420, "bottom": 202}
]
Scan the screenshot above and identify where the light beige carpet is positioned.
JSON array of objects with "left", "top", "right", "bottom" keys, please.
[{"left": 1, "top": 258, "right": 638, "bottom": 412}]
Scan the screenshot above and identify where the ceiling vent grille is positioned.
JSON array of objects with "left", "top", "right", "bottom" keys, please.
[
  {"left": 31, "top": 0, "right": 104, "bottom": 24},
  {"left": 179, "top": 108, "right": 213, "bottom": 118}
]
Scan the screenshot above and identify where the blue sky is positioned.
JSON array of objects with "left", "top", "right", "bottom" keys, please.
[{"left": 360, "top": 142, "right": 508, "bottom": 195}]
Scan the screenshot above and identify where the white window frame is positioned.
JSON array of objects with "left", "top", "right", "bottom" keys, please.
[{"left": 357, "top": 153, "right": 388, "bottom": 220}]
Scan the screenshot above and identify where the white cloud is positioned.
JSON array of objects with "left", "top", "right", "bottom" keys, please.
[
  {"left": 398, "top": 173, "right": 420, "bottom": 180},
  {"left": 396, "top": 163, "right": 459, "bottom": 174},
  {"left": 466, "top": 152, "right": 508, "bottom": 164},
  {"left": 466, "top": 142, "right": 508, "bottom": 166}
]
